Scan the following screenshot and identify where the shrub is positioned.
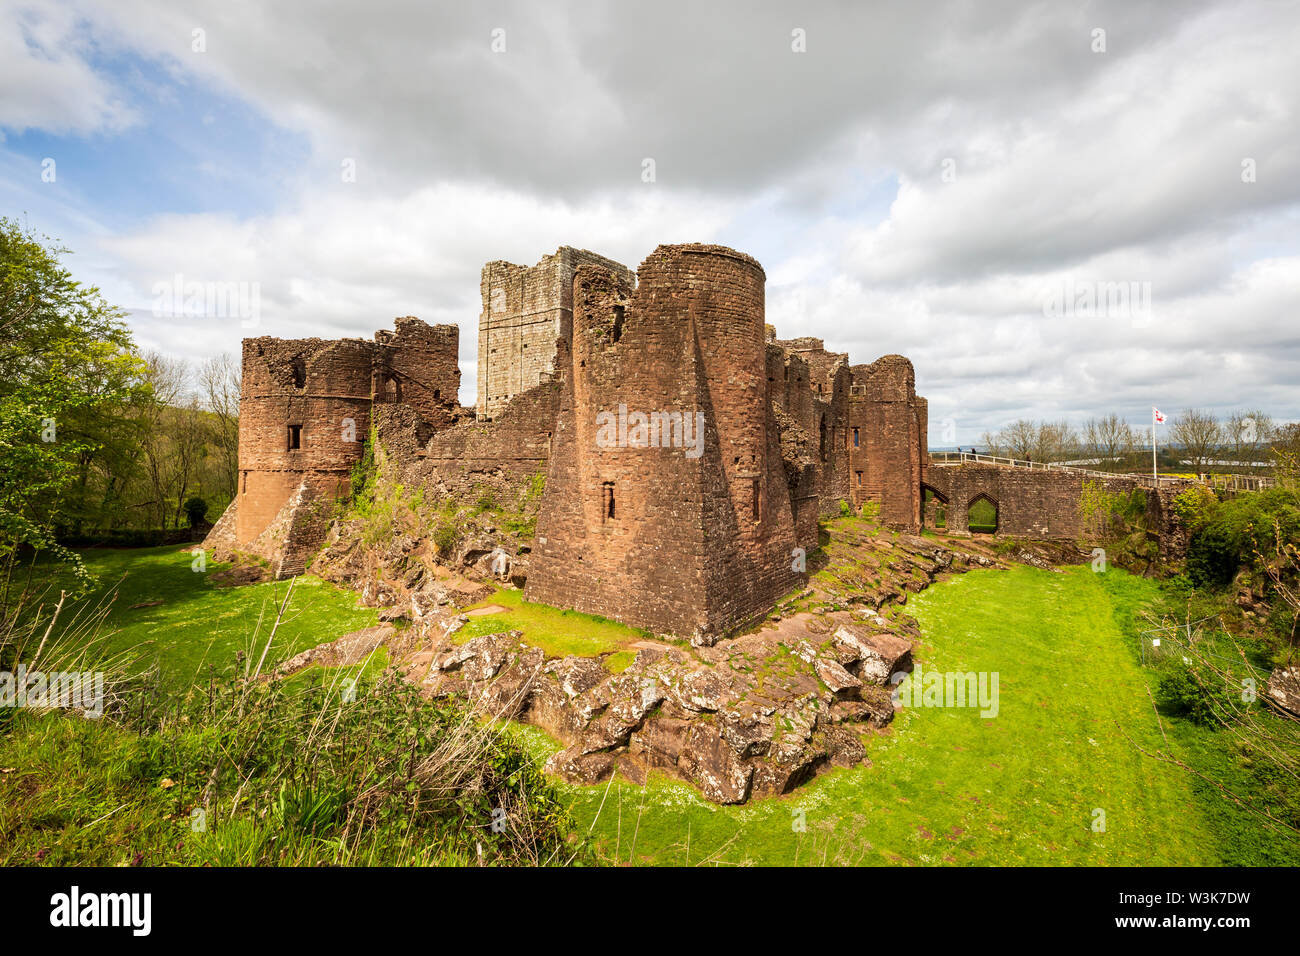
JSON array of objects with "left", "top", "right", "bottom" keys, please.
[
  {"left": 1154, "top": 662, "right": 1219, "bottom": 727},
  {"left": 432, "top": 520, "right": 459, "bottom": 559},
  {"left": 183, "top": 497, "right": 208, "bottom": 528},
  {"left": 1172, "top": 486, "right": 1218, "bottom": 531},
  {"left": 1186, "top": 525, "right": 1240, "bottom": 588}
]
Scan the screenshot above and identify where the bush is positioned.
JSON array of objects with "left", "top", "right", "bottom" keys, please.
[
  {"left": 183, "top": 497, "right": 208, "bottom": 528},
  {"left": 1186, "top": 525, "right": 1241, "bottom": 588},
  {"left": 432, "top": 520, "right": 459, "bottom": 558},
  {"left": 1172, "top": 486, "right": 1218, "bottom": 531},
  {"left": 1154, "top": 662, "right": 1219, "bottom": 727},
  {"left": 1183, "top": 487, "right": 1300, "bottom": 589}
]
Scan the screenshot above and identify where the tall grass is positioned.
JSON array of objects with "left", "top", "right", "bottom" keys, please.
[{"left": 0, "top": 582, "right": 584, "bottom": 866}]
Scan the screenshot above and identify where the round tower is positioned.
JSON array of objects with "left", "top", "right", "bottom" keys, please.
[
  {"left": 641, "top": 243, "right": 768, "bottom": 536},
  {"left": 235, "top": 337, "right": 374, "bottom": 545}
]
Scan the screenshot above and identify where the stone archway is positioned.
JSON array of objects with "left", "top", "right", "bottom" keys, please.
[
  {"left": 968, "top": 492, "right": 999, "bottom": 534},
  {"left": 921, "top": 483, "right": 949, "bottom": 530}
]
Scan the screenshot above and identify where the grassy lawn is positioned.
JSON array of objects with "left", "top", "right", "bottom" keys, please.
[
  {"left": 45, "top": 546, "right": 378, "bottom": 687},
  {"left": 460, "top": 586, "right": 652, "bottom": 660},
  {"left": 15, "top": 547, "right": 1292, "bottom": 866},
  {"left": 553, "top": 564, "right": 1237, "bottom": 866}
]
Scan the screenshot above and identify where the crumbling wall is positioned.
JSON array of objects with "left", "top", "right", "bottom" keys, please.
[
  {"left": 772, "top": 336, "right": 852, "bottom": 518},
  {"left": 849, "top": 355, "right": 926, "bottom": 531},
  {"left": 230, "top": 317, "right": 462, "bottom": 571},
  {"left": 376, "top": 318, "right": 461, "bottom": 429},
  {"left": 236, "top": 335, "right": 374, "bottom": 547}
]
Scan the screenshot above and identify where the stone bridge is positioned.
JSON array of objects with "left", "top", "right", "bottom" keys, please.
[{"left": 921, "top": 458, "right": 1193, "bottom": 545}]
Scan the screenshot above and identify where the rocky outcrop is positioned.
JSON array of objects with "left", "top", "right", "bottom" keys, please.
[
  {"left": 276, "top": 624, "right": 398, "bottom": 674},
  {"left": 414, "top": 608, "right": 921, "bottom": 805},
  {"left": 1264, "top": 665, "right": 1300, "bottom": 718}
]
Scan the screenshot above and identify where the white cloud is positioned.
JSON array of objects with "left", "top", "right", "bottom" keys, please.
[
  {"left": 99, "top": 182, "right": 733, "bottom": 405},
  {"left": 4, "top": 0, "right": 1298, "bottom": 436},
  {"left": 0, "top": 4, "right": 136, "bottom": 135}
]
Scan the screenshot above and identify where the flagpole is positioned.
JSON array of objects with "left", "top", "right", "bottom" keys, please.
[{"left": 1152, "top": 407, "right": 1157, "bottom": 482}]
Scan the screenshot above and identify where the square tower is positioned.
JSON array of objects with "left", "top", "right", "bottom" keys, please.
[{"left": 477, "top": 246, "right": 635, "bottom": 420}]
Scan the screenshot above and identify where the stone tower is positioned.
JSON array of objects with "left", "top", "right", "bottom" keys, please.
[
  {"left": 526, "top": 243, "right": 804, "bottom": 641},
  {"left": 477, "top": 247, "right": 635, "bottom": 420},
  {"left": 233, "top": 318, "right": 459, "bottom": 573},
  {"left": 847, "top": 355, "right": 926, "bottom": 531}
]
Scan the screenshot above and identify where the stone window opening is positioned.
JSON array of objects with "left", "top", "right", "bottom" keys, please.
[
  {"left": 433, "top": 389, "right": 440, "bottom": 400},
  {"left": 852, "top": 426, "right": 860, "bottom": 448},
  {"left": 751, "top": 478, "right": 761, "bottom": 522},
  {"left": 381, "top": 374, "right": 401, "bottom": 403},
  {"left": 855, "top": 471, "right": 863, "bottom": 488},
  {"left": 287, "top": 424, "right": 302, "bottom": 451},
  {"left": 611, "top": 305, "right": 625, "bottom": 343},
  {"left": 241, "top": 471, "right": 248, "bottom": 494},
  {"left": 819, "top": 415, "right": 827, "bottom": 461},
  {"left": 602, "top": 481, "right": 616, "bottom": 522},
  {"left": 290, "top": 358, "right": 306, "bottom": 389}
]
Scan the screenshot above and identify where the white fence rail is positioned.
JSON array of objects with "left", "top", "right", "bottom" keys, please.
[{"left": 928, "top": 451, "right": 1277, "bottom": 491}]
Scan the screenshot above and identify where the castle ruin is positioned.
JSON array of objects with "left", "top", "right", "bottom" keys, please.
[{"left": 207, "top": 241, "right": 1168, "bottom": 642}]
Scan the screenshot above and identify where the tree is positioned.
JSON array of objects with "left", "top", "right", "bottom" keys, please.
[
  {"left": 0, "top": 217, "right": 145, "bottom": 599},
  {"left": 988, "top": 419, "right": 1037, "bottom": 460},
  {"left": 198, "top": 353, "right": 240, "bottom": 501},
  {"left": 1272, "top": 423, "right": 1300, "bottom": 486},
  {"left": 1033, "top": 419, "right": 1079, "bottom": 463},
  {"left": 1170, "top": 408, "right": 1223, "bottom": 476},
  {"left": 1224, "top": 408, "right": 1274, "bottom": 472},
  {"left": 980, "top": 418, "right": 1076, "bottom": 463},
  {"left": 1083, "top": 413, "right": 1135, "bottom": 469}
]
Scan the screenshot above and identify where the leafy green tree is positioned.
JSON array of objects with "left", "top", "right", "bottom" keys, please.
[{"left": 0, "top": 218, "right": 147, "bottom": 600}]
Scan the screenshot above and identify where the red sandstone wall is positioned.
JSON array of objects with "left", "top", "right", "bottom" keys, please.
[
  {"left": 527, "top": 244, "right": 804, "bottom": 640},
  {"left": 235, "top": 318, "right": 462, "bottom": 552},
  {"left": 236, "top": 336, "right": 374, "bottom": 545},
  {"left": 417, "top": 380, "right": 560, "bottom": 487},
  {"left": 923, "top": 465, "right": 1195, "bottom": 542},
  {"left": 378, "top": 318, "right": 460, "bottom": 429},
  {"left": 848, "top": 355, "right": 924, "bottom": 531}
]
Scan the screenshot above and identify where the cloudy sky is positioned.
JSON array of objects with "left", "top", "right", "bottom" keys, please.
[{"left": 2, "top": 0, "right": 1297, "bottom": 444}]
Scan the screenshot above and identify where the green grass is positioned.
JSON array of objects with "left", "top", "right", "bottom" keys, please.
[
  {"left": 48, "top": 546, "right": 379, "bottom": 687},
  {"left": 558, "top": 564, "right": 1243, "bottom": 866},
  {"left": 0, "top": 671, "right": 576, "bottom": 867},
  {"left": 15, "top": 546, "right": 1296, "bottom": 867},
  {"left": 459, "top": 586, "right": 652, "bottom": 658}
]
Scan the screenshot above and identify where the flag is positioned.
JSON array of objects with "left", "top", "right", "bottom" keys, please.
[{"left": 1153, "top": 408, "right": 1166, "bottom": 424}]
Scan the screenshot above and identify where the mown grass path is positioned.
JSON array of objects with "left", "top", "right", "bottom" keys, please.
[{"left": 552, "top": 565, "right": 1221, "bottom": 865}]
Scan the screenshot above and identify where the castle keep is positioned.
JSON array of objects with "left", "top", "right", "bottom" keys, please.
[{"left": 208, "top": 243, "right": 932, "bottom": 639}]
